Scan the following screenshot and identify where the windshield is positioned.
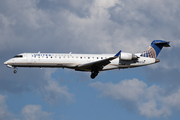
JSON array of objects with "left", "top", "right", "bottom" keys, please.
[{"left": 13, "top": 55, "right": 23, "bottom": 58}]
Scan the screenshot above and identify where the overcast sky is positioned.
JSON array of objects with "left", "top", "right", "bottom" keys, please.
[{"left": 0, "top": 0, "right": 180, "bottom": 120}]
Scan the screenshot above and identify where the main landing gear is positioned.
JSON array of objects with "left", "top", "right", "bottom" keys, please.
[{"left": 91, "top": 70, "right": 99, "bottom": 79}]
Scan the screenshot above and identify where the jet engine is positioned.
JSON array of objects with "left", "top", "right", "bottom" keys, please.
[{"left": 120, "top": 53, "right": 138, "bottom": 60}]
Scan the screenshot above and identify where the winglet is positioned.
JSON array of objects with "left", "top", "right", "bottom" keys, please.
[{"left": 114, "top": 50, "right": 121, "bottom": 57}]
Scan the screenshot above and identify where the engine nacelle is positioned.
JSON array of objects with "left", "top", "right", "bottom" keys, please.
[{"left": 120, "top": 53, "right": 138, "bottom": 60}]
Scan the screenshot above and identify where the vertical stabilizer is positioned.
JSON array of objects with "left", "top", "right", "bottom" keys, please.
[{"left": 141, "top": 40, "right": 170, "bottom": 58}]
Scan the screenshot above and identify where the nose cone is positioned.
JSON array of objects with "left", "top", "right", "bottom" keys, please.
[
  {"left": 4, "top": 60, "right": 13, "bottom": 68},
  {"left": 155, "top": 59, "right": 160, "bottom": 63},
  {"left": 4, "top": 61, "right": 8, "bottom": 65}
]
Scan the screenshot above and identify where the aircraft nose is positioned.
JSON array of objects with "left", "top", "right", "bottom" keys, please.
[
  {"left": 4, "top": 60, "right": 13, "bottom": 68},
  {"left": 4, "top": 61, "right": 8, "bottom": 65}
]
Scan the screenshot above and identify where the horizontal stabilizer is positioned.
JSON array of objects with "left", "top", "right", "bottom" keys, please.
[{"left": 154, "top": 41, "right": 171, "bottom": 47}]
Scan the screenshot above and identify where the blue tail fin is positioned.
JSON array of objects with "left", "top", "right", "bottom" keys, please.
[{"left": 141, "top": 40, "right": 170, "bottom": 58}]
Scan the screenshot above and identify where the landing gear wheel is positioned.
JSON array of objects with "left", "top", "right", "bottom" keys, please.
[
  {"left": 91, "top": 74, "right": 96, "bottom": 79},
  {"left": 14, "top": 70, "right": 17, "bottom": 73}
]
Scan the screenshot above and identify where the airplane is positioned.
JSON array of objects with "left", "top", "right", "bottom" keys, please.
[{"left": 4, "top": 40, "right": 170, "bottom": 79}]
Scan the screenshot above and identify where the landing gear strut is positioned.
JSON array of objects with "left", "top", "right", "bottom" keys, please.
[{"left": 90, "top": 70, "right": 99, "bottom": 79}]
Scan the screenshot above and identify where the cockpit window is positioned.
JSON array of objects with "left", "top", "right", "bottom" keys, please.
[{"left": 13, "top": 55, "right": 23, "bottom": 58}]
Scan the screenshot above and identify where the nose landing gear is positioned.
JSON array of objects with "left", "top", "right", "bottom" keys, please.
[
  {"left": 14, "top": 70, "right": 17, "bottom": 73},
  {"left": 13, "top": 67, "right": 17, "bottom": 73}
]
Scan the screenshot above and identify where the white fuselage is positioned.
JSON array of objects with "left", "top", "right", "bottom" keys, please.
[{"left": 4, "top": 52, "right": 158, "bottom": 72}]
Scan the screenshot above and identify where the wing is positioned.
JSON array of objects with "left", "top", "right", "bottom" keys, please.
[{"left": 75, "top": 50, "right": 121, "bottom": 71}]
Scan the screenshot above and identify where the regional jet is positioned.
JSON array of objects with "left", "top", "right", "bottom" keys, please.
[{"left": 4, "top": 40, "right": 170, "bottom": 79}]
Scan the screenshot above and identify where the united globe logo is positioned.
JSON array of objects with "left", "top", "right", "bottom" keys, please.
[{"left": 141, "top": 46, "right": 156, "bottom": 58}]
